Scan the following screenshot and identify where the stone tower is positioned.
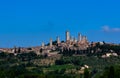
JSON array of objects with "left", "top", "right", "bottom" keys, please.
[
  {"left": 78, "top": 33, "right": 82, "bottom": 42},
  {"left": 70, "top": 36, "right": 73, "bottom": 42},
  {"left": 73, "top": 37, "right": 76, "bottom": 42},
  {"left": 57, "top": 36, "right": 60, "bottom": 44},
  {"left": 50, "top": 38, "right": 52, "bottom": 47},
  {"left": 66, "top": 31, "right": 70, "bottom": 42},
  {"left": 41, "top": 42, "right": 45, "bottom": 47}
]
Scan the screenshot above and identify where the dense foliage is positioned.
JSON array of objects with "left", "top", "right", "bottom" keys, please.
[{"left": 0, "top": 43, "right": 120, "bottom": 78}]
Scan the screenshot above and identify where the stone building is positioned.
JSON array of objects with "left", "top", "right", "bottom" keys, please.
[
  {"left": 66, "top": 31, "right": 70, "bottom": 42},
  {"left": 50, "top": 38, "right": 53, "bottom": 47}
]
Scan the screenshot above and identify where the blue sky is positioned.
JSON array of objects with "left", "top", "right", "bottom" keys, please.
[{"left": 0, "top": 0, "right": 120, "bottom": 48}]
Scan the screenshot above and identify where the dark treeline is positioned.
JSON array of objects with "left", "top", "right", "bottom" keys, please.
[{"left": 60, "top": 42, "right": 120, "bottom": 56}]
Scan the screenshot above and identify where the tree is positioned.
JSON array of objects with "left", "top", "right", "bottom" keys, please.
[
  {"left": 14, "top": 46, "right": 17, "bottom": 53},
  {"left": 27, "top": 47, "right": 32, "bottom": 50},
  {"left": 103, "top": 41, "right": 106, "bottom": 44},
  {"left": 61, "top": 41, "right": 65, "bottom": 43},
  {"left": 40, "top": 48, "right": 43, "bottom": 53},
  {"left": 0, "top": 52, "right": 7, "bottom": 58},
  {"left": 18, "top": 47, "right": 21, "bottom": 53},
  {"left": 108, "top": 66, "right": 115, "bottom": 78},
  {"left": 84, "top": 68, "right": 90, "bottom": 78},
  {"left": 52, "top": 40, "right": 57, "bottom": 45}
]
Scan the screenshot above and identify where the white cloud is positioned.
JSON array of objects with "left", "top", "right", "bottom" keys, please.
[
  {"left": 112, "top": 28, "right": 120, "bottom": 32},
  {"left": 102, "top": 25, "right": 120, "bottom": 32},
  {"left": 102, "top": 26, "right": 110, "bottom": 32}
]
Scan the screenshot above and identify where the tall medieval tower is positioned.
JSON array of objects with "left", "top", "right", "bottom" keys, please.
[
  {"left": 66, "top": 31, "right": 70, "bottom": 42},
  {"left": 50, "top": 38, "right": 52, "bottom": 47},
  {"left": 78, "top": 33, "right": 82, "bottom": 42},
  {"left": 57, "top": 36, "right": 60, "bottom": 44}
]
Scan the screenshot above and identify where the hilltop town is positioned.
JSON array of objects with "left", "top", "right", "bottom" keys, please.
[
  {"left": 0, "top": 31, "right": 120, "bottom": 78},
  {"left": 0, "top": 31, "right": 120, "bottom": 58},
  {"left": 0, "top": 31, "right": 89, "bottom": 55}
]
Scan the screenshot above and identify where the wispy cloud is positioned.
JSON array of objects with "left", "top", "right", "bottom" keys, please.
[{"left": 102, "top": 25, "right": 120, "bottom": 32}]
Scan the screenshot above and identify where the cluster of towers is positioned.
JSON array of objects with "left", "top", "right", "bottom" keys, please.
[
  {"left": 66, "top": 31, "right": 87, "bottom": 43},
  {"left": 41, "top": 31, "right": 88, "bottom": 47}
]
